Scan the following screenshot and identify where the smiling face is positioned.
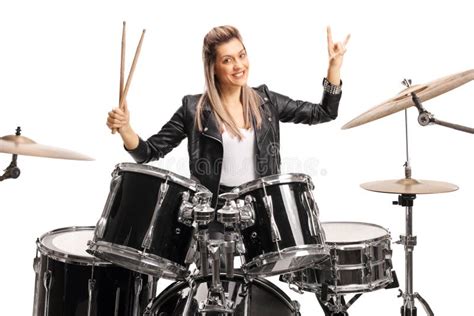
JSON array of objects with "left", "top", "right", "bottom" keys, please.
[{"left": 214, "top": 38, "right": 249, "bottom": 89}]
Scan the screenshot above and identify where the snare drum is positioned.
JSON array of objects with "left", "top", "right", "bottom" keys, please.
[
  {"left": 143, "top": 273, "right": 300, "bottom": 316},
  {"left": 281, "top": 222, "right": 393, "bottom": 294},
  {"left": 233, "top": 173, "right": 328, "bottom": 276},
  {"left": 88, "top": 163, "right": 211, "bottom": 279},
  {"left": 32, "top": 226, "right": 155, "bottom": 316}
]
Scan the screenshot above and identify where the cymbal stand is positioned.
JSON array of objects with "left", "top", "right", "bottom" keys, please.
[
  {"left": 394, "top": 79, "right": 434, "bottom": 316},
  {"left": 0, "top": 127, "right": 22, "bottom": 181},
  {"left": 392, "top": 193, "right": 433, "bottom": 316}
]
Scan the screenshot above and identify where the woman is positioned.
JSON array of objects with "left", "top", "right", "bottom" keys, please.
[{"left": 107, "top": 25, "right": 349, "bottom": 207}]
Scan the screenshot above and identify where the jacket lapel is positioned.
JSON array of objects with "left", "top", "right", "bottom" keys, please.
[
  {"left": 253, "top": 91, "right": 271, "bottom": 152},
  {"left": 201, "top": 102, "right": 222, "bottom": 143}
]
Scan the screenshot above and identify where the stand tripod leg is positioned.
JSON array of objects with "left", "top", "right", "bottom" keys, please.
[
  {"left": 345, "top": 294, "right": 362, "bottom": 310},
  {"left": 316, "top": 294, "right": 358, "bottom": 316},
  {"left": 316, "top": 295, "right": 332, "bottom": 316},
  {"left": 414, "top": 293, "right": 434, "bottom": 316}
]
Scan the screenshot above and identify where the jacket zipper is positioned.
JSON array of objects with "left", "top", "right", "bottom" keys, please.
[{"left": 202, "top": 132, "right": 223, "bottom": 207}]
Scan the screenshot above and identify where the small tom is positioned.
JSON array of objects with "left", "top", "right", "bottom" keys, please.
[
  {"left": 88, "top": 163, "right": 212, "bottom": 279},
  {"left": 281, "top": 221, "right": 394, "bottom": 294},
  {"left": 233, "top": 173, "right": 329, "bottom": 276}
]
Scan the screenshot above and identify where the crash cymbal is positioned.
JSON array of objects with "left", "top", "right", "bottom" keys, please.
[
  {"left": 361, "top": 178, "right": 458, "bottom": 194},
  {"left": 0, "top": 135, "right": 94, "bottom": 161},
  {"left": 342, "top": 69, "right": 474, "bottom": 129}
]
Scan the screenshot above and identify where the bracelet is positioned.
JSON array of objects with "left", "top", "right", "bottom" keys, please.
[{"left": 323, "top": 77, "right": 342, "bottom": 95}]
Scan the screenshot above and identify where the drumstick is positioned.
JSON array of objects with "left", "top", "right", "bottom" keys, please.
[
  {"left": 112, "top": 22, "right": 127, "bottom": 134},
  {"left": 119, "top": 21, "right": 126, "bottom": 102},
  {"left": 119, "top": 29, "right": 146, "bottom": 110}
]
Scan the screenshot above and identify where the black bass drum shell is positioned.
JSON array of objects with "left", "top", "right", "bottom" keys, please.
[{"left": 144, "top": 273, "right": 299, "bottom": 316}]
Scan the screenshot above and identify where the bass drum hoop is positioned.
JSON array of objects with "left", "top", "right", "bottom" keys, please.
[{"left": 144, "top": 273, "right": 299, "bottom": 315}]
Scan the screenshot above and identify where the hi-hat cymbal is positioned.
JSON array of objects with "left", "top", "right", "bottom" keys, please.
[
  {"left": 0, "top": 135, "right": 94, "bottom": 161},
  {"left": 361, "top": 178, "right": 458, "bottom": 194},
  {"left": 342, "top": 69, "right": 474, "bottom": 129}
]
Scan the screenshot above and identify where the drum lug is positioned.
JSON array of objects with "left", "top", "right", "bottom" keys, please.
[
  {"left": 178, "top": 191, "right": 194, "bottom": 226},
  {"left": 330, "top": 252, "right": 339, "bottom": 283},
  {"left": 302, "top": 191, "right": 325, "bottom": 241},
  {"left": 33, "top": 245, "right": 40, "bottom": 274},
  {"left": 235, "top": 235, "right": 246, "bottom": 254},
  {"left": 384, "top": 248, "right": 394, "bottom": 269},
  {"left": 238, "top": 195, "right": 256, "bottom": 229},
  {"left": 95, "top": 174, "right": 122, "bottom": 239},
  {"left": 87, "top": 278, "right": 96, "bottom": 316},
  {"left": 43, "top": 270, "right": 52, "bottom": 316},
  {"left": 142, "top": 178, "right": 169, "bottom": 250}
]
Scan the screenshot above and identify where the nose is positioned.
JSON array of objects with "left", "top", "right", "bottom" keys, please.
[{"left": 233, "top": 59, "right": 243, "bottom": 70}]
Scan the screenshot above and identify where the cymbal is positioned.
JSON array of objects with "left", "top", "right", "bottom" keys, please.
[
  {"left": 361, "top": 178, "right": 458, "bottom": 194},
  {"left": 342, "top": 69, "right": 474, "bottom": 129},
  {"left": 0, "top": 135, "right": 94, "bottom": 161}
]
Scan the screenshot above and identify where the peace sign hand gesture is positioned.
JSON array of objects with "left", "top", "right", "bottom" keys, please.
[{"left": 327, "top": 26, "right": 350, "bottom": 70}]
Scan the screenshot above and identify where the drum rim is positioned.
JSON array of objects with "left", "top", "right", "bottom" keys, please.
[
  {"left": 88, "top": 240, "right": 189, "bottom": 280},
  {"left": 242, "top": 244, "right": 329, "bottom": 277},
  {"left": 144, "top": 272, "right": 299, "bottom": 314},
  {"left": 322, "top": 221, "right": 390, "bottom": 246},
  {"left": 232, "top": 173, "right": 313, "bottom": 195},
  {"left": 282, "top": 270, "right": 393, "bottom": 294},
  {"left": 37, "top": 226, "right": 109, "bottom": 266},
  {"left": 116, "top": 162, "right": 211, "bottom": 193}
]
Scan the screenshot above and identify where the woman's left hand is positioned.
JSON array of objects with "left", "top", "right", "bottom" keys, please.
[{"left": 327, "top": 26, "right": 350, "bottom": 70}]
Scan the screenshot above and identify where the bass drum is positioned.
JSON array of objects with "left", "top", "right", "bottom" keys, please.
[{"left": 144, "top": 273, "right": 300, "bottom": 316}]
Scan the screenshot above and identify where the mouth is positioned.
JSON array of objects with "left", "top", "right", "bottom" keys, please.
[{"left": 232, "top": 70, "right": 245, "bottom": 79}]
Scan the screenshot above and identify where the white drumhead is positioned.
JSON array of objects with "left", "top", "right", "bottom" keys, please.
[
  {"left": 322, "top": 222, "right": 389, "bottom": 244},
  {"left": 40, "top": 227, "right": 95, "bottom": 259}
]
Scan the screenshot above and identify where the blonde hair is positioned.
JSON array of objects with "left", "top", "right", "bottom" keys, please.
[{"left": 195, "top": 25, "right": 262, "bottom": 140}]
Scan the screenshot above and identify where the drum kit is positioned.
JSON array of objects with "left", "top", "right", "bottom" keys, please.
[{"left": 1, "top": 54, "right": 472, "bottom": 314}]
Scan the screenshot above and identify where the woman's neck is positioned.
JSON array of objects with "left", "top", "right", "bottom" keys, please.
[{"left": 220, "top": 85, "right": 242, "bottom": 108}]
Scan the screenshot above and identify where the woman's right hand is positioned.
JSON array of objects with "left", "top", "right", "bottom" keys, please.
[
  {"left": 107, "top": 102, "right": 130, "bottom": 133},
  {"left": 106, "top": 102, "right": 139, "bottom": 150}
]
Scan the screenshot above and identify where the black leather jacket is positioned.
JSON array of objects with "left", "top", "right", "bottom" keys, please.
[{"left": 127, "top": 84, "right": 341, "bottom": 206}]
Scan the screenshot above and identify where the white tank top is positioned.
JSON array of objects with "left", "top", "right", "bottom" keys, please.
[{"left": 220, "top": 127, "right": 257, "bottom": 187}]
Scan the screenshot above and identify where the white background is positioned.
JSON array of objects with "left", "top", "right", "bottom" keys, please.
[{"left": 1, "top": 0, "right": 473, "bottom": 315}]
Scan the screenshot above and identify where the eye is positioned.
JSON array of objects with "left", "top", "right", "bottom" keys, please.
[
  {"left": 240, "top": 52, "right": 247, "bottom": 59},
  {"left": 223, "top": 58, "right": 231, "bottom": 64}
]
